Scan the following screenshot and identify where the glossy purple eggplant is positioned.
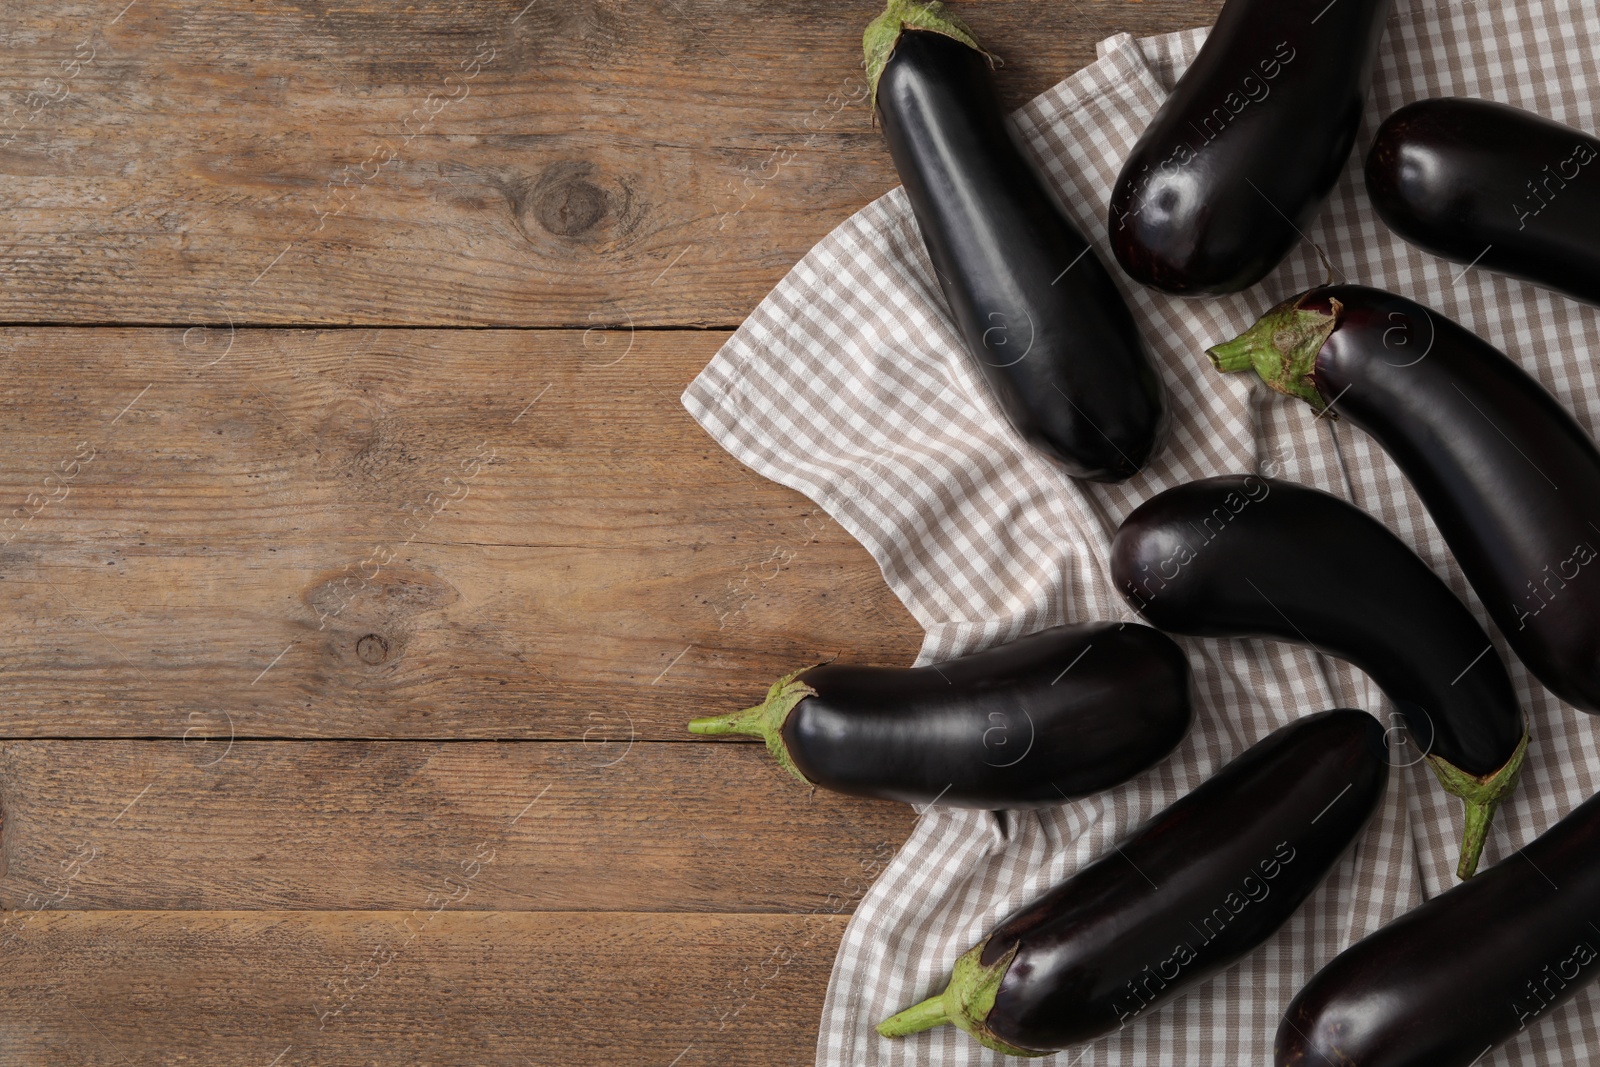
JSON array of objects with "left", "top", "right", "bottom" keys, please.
[
  {"left": 863, "top": 1, "right": 1169, "bottom": 481},
  {"left": 687, "top": 622, "right": 1193, "bottom": 810},
  {"left": 1111, "top": 475, "right": 1527, "bottom": 878},
  {"left": 877, "top": 710, "right": 1389, "bottom": 1055},
  {"left": 1108, "top": 0, "right": 1393, "bottom": 294},
  {"left": 1212, "top": 285, "right": 1600, "bottom": 716},
  {"left": 1278, "top": 789, "right": 1600, "bottom": 1066},
  {"left": 1366, "top": 97, "right": 1600, "bottom": 307}
]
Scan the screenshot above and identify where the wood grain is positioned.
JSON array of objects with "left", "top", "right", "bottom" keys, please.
[
  {"left": 0, "top": 910, "right": 848, "bottom": 1066},
  {"left": 0, "top": 740, "right": 913, "bottom": 913},
  {"left": 0, "top": 0, "right": 1222, "bottom": 327},
  {"left": 0, "top": 1, "right": 1234, "bottom": 1062},
  {"left": 0, "top": 326, "right": 922, "bottom": 738}
]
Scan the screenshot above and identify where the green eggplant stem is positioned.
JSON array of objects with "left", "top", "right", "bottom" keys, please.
[
  {"left": 685, "top": 669, "right": 816, "bottom": 784},
  {"left": 876, "top": 993, "right": 950, "bottom": 1037},
  {"left": 1428, "top": 727, "right": 1530, "bottom": 880},
  {"left": 863, "top": 0, "right": 993, "bottom": 113},
  {"left": 1206, "top": 293, "right": 1341, "bottom": 414},
  {"left": 875, "top": 942, "right": 1044, "bottom": 1057}
]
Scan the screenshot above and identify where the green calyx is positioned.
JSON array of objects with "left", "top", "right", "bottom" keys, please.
[
  {"left": 1207, "top": 294, "right": 1341, "bottom": 414},
  {"left": 876, "top": 940, "right": 1045, "bottom": 1057},
  {"left": 686, "top": 669, "right": 817, "bottom": 784},
  {"left": 863, "top": 0, "right": 992, "bottom": 113},
  {"left": 1428, "top": 726, "right": 1530, "bottom": 880}
]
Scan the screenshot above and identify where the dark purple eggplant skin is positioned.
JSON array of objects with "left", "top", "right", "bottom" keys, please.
[
  {"left": 878, "top": 710, "right": 1388, "bottom": 1054},
  {"left": 1278, "top": 789, "right": 1600, "bottom": 1066},
  {"left": 1111, "top": 476, "right": 1522, "bottom": 779},
  {"left": 872, "top": 25, "right": 1169, "bottom": 481},
  {"left": 1366, "top": 97, "right": 1600, "bottom": 307},
  {"left": 689, "top": 622, "right": 1193, "bottom": 810},
  {"left": 985, "top": 711, "right": 1387, "bottom": 1050},
  {"left": 1107, "top": 0, "right": 1392, "bottom": 294},
  {"left": 1214, "top": 285, "right": 1600, "bottom": 714},
  {"left": 785, "top": 622, "right": 1191, "bottom": 807}
]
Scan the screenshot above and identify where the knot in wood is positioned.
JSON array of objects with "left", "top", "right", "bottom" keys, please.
[
  {"left": 534, "top": 176, "right": 606, "bottom": 236},
  {"left": 356, "top": 633, "right": 390, "bottom": 665}
]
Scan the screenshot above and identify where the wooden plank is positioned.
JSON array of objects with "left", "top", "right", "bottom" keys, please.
[
  {"left": 0, "top": 327, "right": 922, "bottom": 738},
  {"left": 0, "top": 910, "right": 850, "bottom": 1066},
  {"left": 0, "top": 0, "right": 1222, "bottom": 327},
  {"left": 0, "top": 740, "right": 911, "bottom": 913}
]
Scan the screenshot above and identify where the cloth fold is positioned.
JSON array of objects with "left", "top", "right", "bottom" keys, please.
[{"left": 683, "top": 0, "right": 1600, "bottom": 1062}]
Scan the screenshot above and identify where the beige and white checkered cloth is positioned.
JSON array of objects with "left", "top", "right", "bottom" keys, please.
[{"left": 683, "top": 0, "right": 1600, "bottom": 1062}]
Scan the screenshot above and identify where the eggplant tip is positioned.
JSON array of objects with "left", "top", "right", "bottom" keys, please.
[
  {"left": 1426, "top": 728, "right": 1529, "bottom": 880},
  {"left": 685, "top": 713, "right": 737, "bottom": 736},
  {"left": 1206, "top": 335, "right": 1258, "bottom": 374},
  {"left": 1206, "top": 299, "right": 1335, "bottom": 413},
  {"left": 862, "top": 0, "right": 990, "bottom": 111},
  {"left": 686, "top": 670, "right": 816, "bottom": 785},
  {"left": 874, "top": 941, "right": 1047, "bottom": 1055},
  {"left": 876, "top": 993, "right": 950, "bottom": 1038}
]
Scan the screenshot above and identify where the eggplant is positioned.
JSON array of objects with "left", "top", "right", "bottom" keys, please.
[
  {"left": 1107, "top": 0, "right": 1392, "bottom": 294},
  {"left": 863, "top": 1, "right": 1169, "bottom": 481},
  {"left": 686, "top": 622, "right": 1192, "bottom": 809},
  {"left": 1110, "top": 475, "right": 1527, "bottom": 878},
  {"left": 1278, "top": 789, "right": 1600, "bottom": 1066},
  {"left": 1213, "top": 285, "right": 1600, "bottom": 715},
  {"left": 877, "top": 709, "right": 1389, "bottom": 1055},
  {"left": 1366, "top": 97, "right": 1600, "bottom": 307}
]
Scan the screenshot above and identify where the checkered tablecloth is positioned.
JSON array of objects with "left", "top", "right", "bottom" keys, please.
[{"left": 683, "top": 0, "right": 1600, "bottom": 1061}]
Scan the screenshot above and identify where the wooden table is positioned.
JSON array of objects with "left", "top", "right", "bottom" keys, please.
[{"left": 0, "top": 2, "right": 1217, "bottom": 1062}]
